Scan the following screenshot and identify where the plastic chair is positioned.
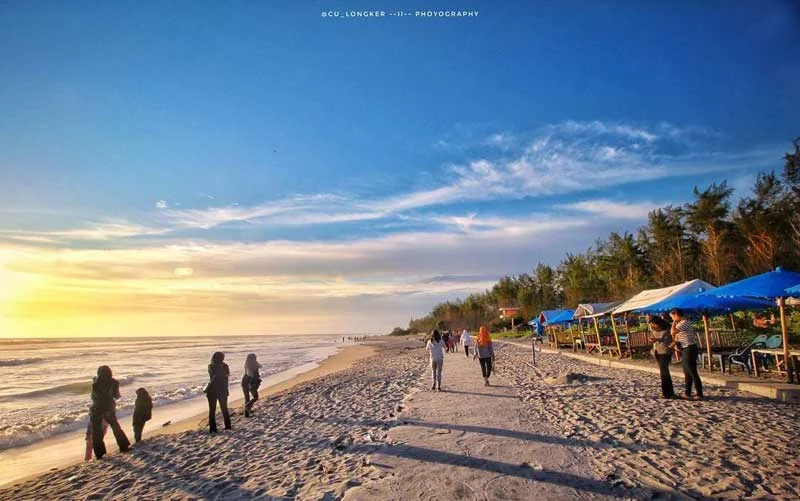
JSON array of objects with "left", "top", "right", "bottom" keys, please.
[{"left": 728, "top": 334, "right": 768, "bottom": 374}]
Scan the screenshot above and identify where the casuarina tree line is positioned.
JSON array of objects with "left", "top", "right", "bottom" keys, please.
[{"left": 402, "top": 138, "right": 800, "bottom": 335}]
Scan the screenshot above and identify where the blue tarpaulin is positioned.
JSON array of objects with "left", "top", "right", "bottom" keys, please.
[
  {"left": 706, "top": 267, "right": 800, "bottom": 300},
  {"left": 638, "top": 293, "right": 774, "bottom": 315},
  {"left": 535, "top": 309, "right": 574, "bottom": 326},
  {"left": 548, "top": 310, "right": 577, "bottom": 326}
]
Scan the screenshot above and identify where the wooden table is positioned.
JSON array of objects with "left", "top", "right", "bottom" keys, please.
[{"left": 751, "top": 348, "right": 800, "bottom": 377}]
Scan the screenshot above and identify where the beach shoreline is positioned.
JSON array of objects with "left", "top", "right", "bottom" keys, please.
[{"left": 0, "top": 342, "right": 376, "bottom": 489}]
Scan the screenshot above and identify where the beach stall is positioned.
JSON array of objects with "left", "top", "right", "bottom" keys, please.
[
  {"left": 705, "top": 268, "right": 800, "bottom": 382},
  {"left": 639, "top": 293, "right": 774, "bottom": 372},
  {"left": 572, "top": 302, "right": 622, "bottom": 353},
  {"left": 611, "top": 279, "right": 716, "bottom": 357},
  {"left": 538, "top": 309, "right": 575, "bottom": 348}
]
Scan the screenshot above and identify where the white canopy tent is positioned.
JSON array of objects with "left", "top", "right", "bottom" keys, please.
[
  {"left": 574, "top": 301, "right": 623, "bottom": 319},
  {"left": 612, "top": 279, "right": 716, "bottom": 315}
]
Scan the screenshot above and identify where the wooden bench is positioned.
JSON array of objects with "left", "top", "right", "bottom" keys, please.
[{"left": 625, "top": 331, "right": 652, "bottom": 356}]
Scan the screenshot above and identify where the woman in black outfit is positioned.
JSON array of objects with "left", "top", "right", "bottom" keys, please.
[
  {"left": 90, "top": 365, "right": 131, "bottom": 458},
  {"left": 649, "top": 316, "right": 675, "bottom": 399},
  {"left": 206, "top": 351, "right": 231, "bottom": 433}
]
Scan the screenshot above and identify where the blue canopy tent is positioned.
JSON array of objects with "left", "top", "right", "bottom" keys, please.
[
  {"left": 538, "top": 309, "right": 573, "bottom": 324},
  {"left": 640, "top": 293, "right": 775, "bottom": 370},
  {"left": 786, "top": 284, "right": 800, "bottom": 296},
  {"left": 548, "top": 309, "right": 577, "bottom": 326},
  {"left": 705, "top": 267, "right": 800, "bottom": 382},
  {"left": 534, "top": 309, "right": 575, "bottom": 348},
  {"left": 639, "top": 293, "right": 775, "bottom": 315}
]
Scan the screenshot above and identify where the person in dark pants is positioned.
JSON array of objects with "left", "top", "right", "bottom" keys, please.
[
  {"left": 90, "top": 365, "right": 130, "bottom": 459},
  {"left": 649, "top": 316, "right": 675, "bottom": 399},
  {"left": 206, "top": 351, "right": 231, "bottom": 433},
  {"left": 670, "top": 308, "right": 703, "bottom": 400},
  {"left": 241, "top": 353, "right": 262, "bottom": 417},
  {"left": 132, "top": 387, "right": 153, "bottom": 442},
  {"left": 473, "top": 325, "right": 495, "bottom": 386}
]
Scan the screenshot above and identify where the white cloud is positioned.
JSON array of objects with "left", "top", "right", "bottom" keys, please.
[
  {"left": 0, "top": 221, "right": 170, "bottom": 241},
  {"left": 155, "top": 200, "right": 168, "bottom": 209},
  {"left": 560, "top": 199, "right": 664, "bottom": 220}
]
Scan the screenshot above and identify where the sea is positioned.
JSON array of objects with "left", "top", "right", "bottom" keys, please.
[{"left": 0, "top": 335, "right": 348, "bottom": 453}]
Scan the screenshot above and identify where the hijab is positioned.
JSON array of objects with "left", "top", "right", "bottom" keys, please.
[{"left": 477, "top": 325, "right": 491, "bottom": 346}]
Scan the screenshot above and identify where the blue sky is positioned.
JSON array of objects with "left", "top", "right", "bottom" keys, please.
[{"left": 0, "top": 1, "right": 798, "bottom": 336}]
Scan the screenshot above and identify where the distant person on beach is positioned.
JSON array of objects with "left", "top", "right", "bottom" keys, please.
[
  {"left": 442, "top": 330, "right": 451, "bottom": 353},
  {"left": 242, "top": 353, "right": 262, "bottom": 417},
  {"left": 132, "top": 387, "right": 153, "bottom": 442},
  {"left": 473, "top": 326, "right": 495, "bottom": 386},
  {"left": 426, "top": 329, "right": 445, "bottom": 391},
  {"left": 669, "top": 309, "right": 703, "bottom": 401},
  {"left": 89, "top": 365, "right": 130, "bottom": 459},
  {"left": 536, "top": 314, "right": 545, "bottom": 343},
  {"left": 460, "top": 329, "right": 472, "bottom": 357},
  {"left": 649, "top": 316, "right": 675, "bottom": 399},
  {"left": 206, "top": 351, "right": 231, "bottom": 432}
]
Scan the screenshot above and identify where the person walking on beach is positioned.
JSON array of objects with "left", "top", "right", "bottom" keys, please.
[
  {"left": 669, "top": 309, "right": 703, "bottom": 401},
  {"left": 206, "top": 351, "right": 231, "bottom": 432},
  {"left": 442, "top": 330, "right": 451, "bottom": 353},
  {"left": 460, "top": 328, "right": 472, "bottom": 357},
  {"left": 89, "top": 365, "right": 130, "bottom": 459},
  {"left": 474, "top": 326, "right": 495, "bottom": 386},
  {"left": 426, "top": 329, "right": 445, "bottom": 391},
  {"left": 242, "top": 353, "right": 262, "bottom": 418},
  {"left": 649, "top": 316, "right": 675, "bottom": 399},
  {"left": 132, "top": 387, "right": 153, "bottom": 442}
]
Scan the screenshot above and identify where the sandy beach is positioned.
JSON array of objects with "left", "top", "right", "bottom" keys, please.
[
  {"left": 0, "top": 337, "right": 425, "bottom": 500},
  {"left": 3, "top": 336, "right": 799, "bottom": 500},
  {"left": 494, "top": 343, "right": 800, "bottom": 499}
]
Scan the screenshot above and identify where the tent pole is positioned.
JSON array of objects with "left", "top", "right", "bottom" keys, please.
[
  {"left": 623, "top": 313, "right": 631, "bottom": 358},
  {"left": 611, "top": 314, "right": 622, "bottom": 358},
  {"left": 702, "top": 313, "right": 713, "bottom": 373},
  {"left": 779, "top": 298, "right": 793, "bottom": 383},
  {"left": 729, "top": 312, "right": 737, "bottom": 333}
]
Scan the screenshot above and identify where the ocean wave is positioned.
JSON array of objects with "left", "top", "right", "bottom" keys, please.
[
  {"left": 0, "top": 374, "right": 139, "bottom": 402},
  {"left": 0, "top": 357, "right": 43, "bottom": 367},
  {"left": 0, "top": 408, "right": 90, "bottom": 451},
  {"left": 0, "top": 385, "right": 206, "bottom": 451}
]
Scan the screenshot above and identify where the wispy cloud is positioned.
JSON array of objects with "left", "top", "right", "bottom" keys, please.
[
  {"left": 0, "top": 220, "right": 170, "bottom": 241},
  {"left": 38, "top": 120, "right": 765, "bottom": 235},
  {"left": 560, "top": 199, "right": 665, "bottom": 220}
]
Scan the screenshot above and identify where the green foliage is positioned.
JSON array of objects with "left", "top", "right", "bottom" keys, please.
[
  {"left": 387, "top": 327, "right": 413, "bottom": 336},
  {"left": 409, "top": 139, "right": 800, "bottom": 333}
]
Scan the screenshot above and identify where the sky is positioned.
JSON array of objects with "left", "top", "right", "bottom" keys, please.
[{"left": 0, "top": 1, "right": 798, "bottom": 337}]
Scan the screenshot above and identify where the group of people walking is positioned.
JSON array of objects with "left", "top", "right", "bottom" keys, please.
[
  {"left": 425, "top": 326, "right": 495, "bottom": 391},
  {"left": 650, "top": 308, "right": 703, "bottom": 401},
  {"left": 202, "top": 351, "right": 264, "bottom": 432},
  {"left": 86, "top": 351, "right": 265, "bottom": 460},
  {"left": 85, "top": 366, "right": 152, "bottom": 460}
]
